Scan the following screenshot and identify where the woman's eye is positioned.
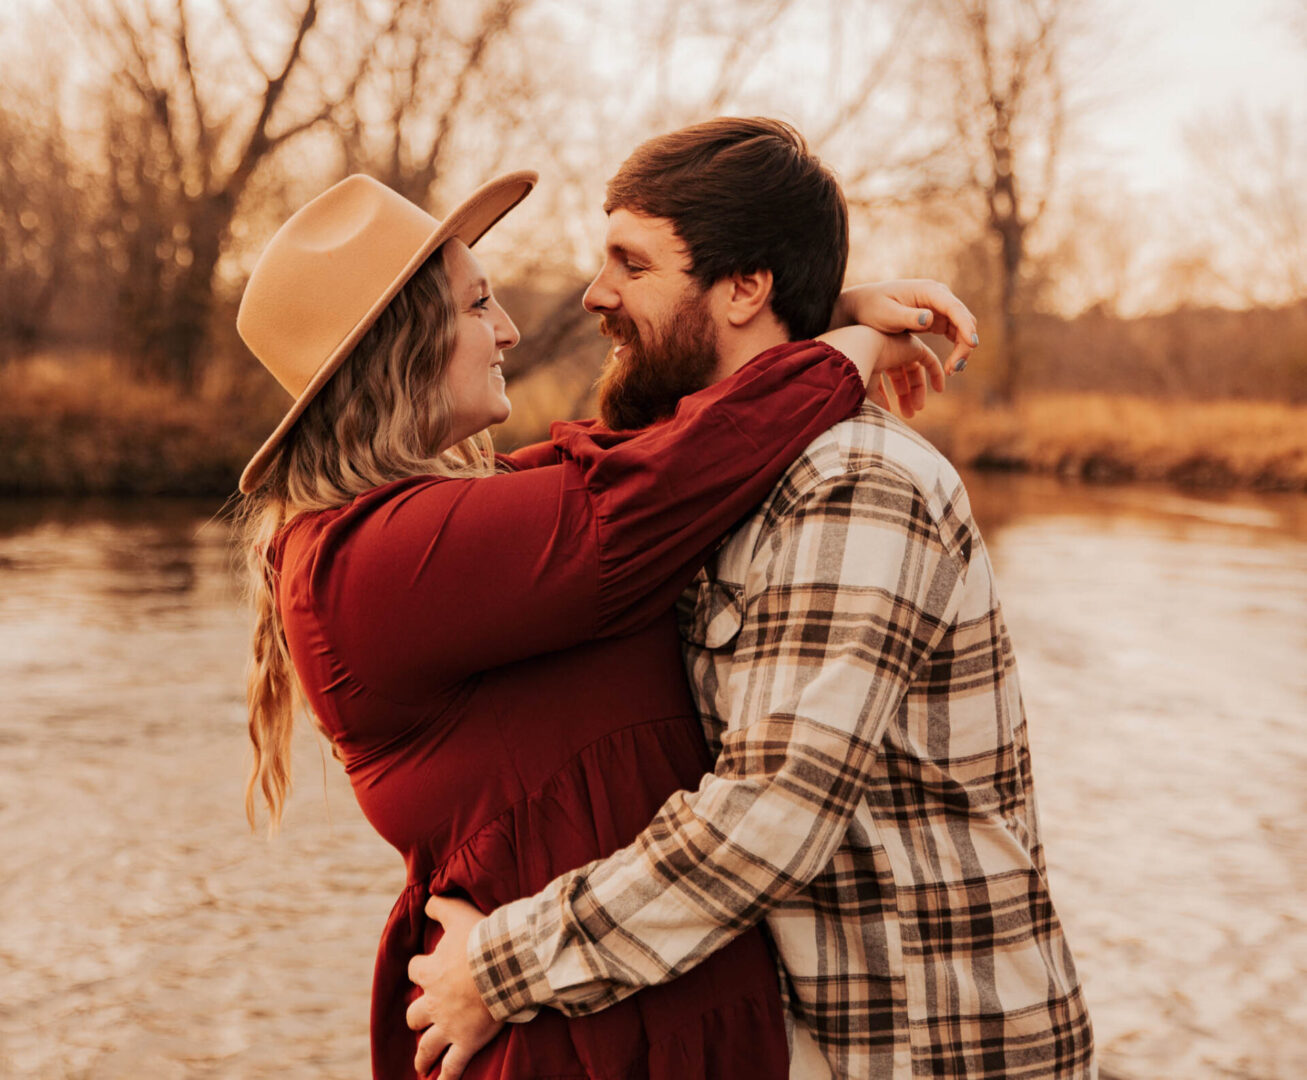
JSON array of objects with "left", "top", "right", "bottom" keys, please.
[{"left": 472, "top": 295, "right": 491, "bottom": 311}]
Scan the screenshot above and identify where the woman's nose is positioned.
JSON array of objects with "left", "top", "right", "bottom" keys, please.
[{"left": 496, "top": 308, "right": 520, "bottom": 350}]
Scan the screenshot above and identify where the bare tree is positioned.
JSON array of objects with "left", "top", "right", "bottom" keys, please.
[
  {"left": 57, "top": 0, "right": 374, "bottom": 389},
  {"left": 907, "top": 0, "right": 1080, "bottom": 401}
]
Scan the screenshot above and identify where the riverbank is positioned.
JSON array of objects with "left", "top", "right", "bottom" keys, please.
[
  {"left": 0, "top": 352, "right": 280, "bottom": 496},
  {"left": 3, "top": 353, "right": 1305, "bottom": 494},
  {"left": 912, "top": 392, "right": 1307, "bottom": 491}
]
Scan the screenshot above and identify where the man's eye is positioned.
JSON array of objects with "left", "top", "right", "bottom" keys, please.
[{"left": 624, "top": 263, "right": 645, "bottom": 276}]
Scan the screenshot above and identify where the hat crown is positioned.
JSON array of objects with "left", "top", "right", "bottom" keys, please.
[
  {"left": 237, "top": 176, "right": 441, "bottom": 399},
  {"left": 294, "top": 177, "right": 416, "bottom": 251}
]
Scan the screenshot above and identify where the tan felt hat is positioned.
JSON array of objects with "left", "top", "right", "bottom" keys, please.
[{"left": 236, "top": 170, "right": 537, "bottom": 493}]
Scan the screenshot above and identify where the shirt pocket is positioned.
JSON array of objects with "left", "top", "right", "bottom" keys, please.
[{"left": 678, "top": 576, "right": 745, "bottom": 649}]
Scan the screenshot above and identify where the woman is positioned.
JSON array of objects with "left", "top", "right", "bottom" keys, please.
[{"left": 235, "top": 171, "right": 953, "bottom": 1079}]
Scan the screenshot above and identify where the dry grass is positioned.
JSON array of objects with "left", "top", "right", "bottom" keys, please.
[
  {"left": 3, "top": 353, "right": 1305, "bottom": 495},
  {"left": 0, "top": 351, "right": 278, "bottom": 495},
  {"left": 913, "top": 392, "right": 1307, "bottom": 490}
]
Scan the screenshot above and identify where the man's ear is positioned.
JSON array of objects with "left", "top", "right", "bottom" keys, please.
[{"left": 720, "top": 268, "right": 774, "bottom": 327}]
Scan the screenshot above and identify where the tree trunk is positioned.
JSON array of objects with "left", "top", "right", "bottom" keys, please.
[
  {"left": 161, "top": 209, "right": 228, "bottom": 393},
  {"left": 998, "top": 215, "right": 1023, "bottom": 403}
]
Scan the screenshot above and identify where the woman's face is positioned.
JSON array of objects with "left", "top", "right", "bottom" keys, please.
[{"left": 441, "top": 240, "right": 519, "bottom": 446}]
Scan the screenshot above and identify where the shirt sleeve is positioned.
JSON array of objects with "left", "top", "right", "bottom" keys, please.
[
  {"left": 467, "top": 465, "right": 967, "bottom": 1020},
  {"left": 309, "top": 342, "right": 864, "bottom": 700}
]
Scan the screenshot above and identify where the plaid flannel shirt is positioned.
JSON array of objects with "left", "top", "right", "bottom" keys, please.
[{"left": 470, "top": 403, "right": 1094, "bottom": 1078}]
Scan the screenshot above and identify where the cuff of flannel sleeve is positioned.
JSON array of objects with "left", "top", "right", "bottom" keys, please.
[{"left": 468, "top": 903, "right": 548, "bottom": 1024}]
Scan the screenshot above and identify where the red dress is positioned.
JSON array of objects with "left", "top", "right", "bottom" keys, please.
[{"left": 270, "top": 342, "right": 863, "bottom": 1079}]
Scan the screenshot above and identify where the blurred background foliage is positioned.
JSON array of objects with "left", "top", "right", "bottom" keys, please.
[{"left": 0, "top": 0, "right": 1304, "bottom": 494}]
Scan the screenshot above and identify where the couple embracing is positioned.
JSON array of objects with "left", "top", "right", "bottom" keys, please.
[{"left": 235, "top": 117, "right": 1094, "bottom": 1079}]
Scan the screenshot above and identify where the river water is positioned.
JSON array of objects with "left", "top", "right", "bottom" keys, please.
[{"left": 0, "top": 474, "right": 1303, "bottom": 1079}]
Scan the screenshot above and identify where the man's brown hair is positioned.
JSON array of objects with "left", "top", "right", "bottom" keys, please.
[{"left": 605, "top": 117, "right": 849, "bottom": 341}]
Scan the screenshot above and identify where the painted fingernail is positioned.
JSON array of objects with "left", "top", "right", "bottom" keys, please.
[
  {"left": 970, "top": 334, "right": 979, "bottom": 346},
  {"left": 918, "top": 311, "right": 930, "bottom": 326},
  {"left": 954, "top": 358, "right": 968, "bottom": 373}
]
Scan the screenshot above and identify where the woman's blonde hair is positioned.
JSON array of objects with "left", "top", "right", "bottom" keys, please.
[{"left": 235, "top": 245, "right": 496, "bottom": 832}]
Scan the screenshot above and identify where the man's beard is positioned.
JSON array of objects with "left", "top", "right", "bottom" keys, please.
[{"left": 595, "top": 289, "right": 719, "bottom": 430}]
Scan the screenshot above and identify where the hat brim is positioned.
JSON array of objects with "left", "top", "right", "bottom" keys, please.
[{"left": 238, "top": 169, "right": 537, "bottom": 494}]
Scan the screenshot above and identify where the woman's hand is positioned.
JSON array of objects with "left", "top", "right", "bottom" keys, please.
[
  {"left": 817, "top": 325, "right": 943, "bottom": 420},
  {"left": 831, "top": 279, "right": 979, "bottom": 376}
]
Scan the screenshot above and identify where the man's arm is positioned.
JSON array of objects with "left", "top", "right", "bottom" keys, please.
[
  {"left": 407, "top": 464, "right": 968, "bottom": 1075},
  {"left": 474, "top": 466, "right": 965, "bottom": 1013}
]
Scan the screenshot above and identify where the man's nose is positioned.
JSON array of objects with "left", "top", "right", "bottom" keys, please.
[{"left": 582, "top": 270, "right": 617, "bottom": 314}]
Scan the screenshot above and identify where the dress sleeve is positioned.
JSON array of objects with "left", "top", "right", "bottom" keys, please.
[
  {"left": 311, "top": 341, "right": 863, "bottom": 702},
  {"left": 495, "top": 441, "right": 562, "bottom": 470}
]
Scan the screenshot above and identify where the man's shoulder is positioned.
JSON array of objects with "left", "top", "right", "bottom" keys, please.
[
  {"left": 779, "top": 402, "right": 967, "bottom": 517},
  {"left": 704, "top": 404, "right": 975, "bottom": 587}
]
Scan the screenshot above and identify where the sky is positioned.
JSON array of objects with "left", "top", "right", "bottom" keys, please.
[
  {"left": 573, "top": 0, "right": 1305, "bottom": 196},
  {"left": 1085, "top": 0, "right": 1304, "bottom": 194}
]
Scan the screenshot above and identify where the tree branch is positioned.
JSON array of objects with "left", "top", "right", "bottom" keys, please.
[
  {"left": 814, "top": 0, "right": 925, "bottom": 147},
  {"left": 230, "top": 0, "right": 319, "bottom": 192},
  {"left": 216, "top": 0, "right": 271, "bottom": 81},
  {"left": 410, "top": 0, "right": 527, "bottom": 199},
  {"left": 701, "top": 0, "right": 795, "bottom": 113},
  {"left": 175, "top": 0, "right": 211, "bottom": 183}
]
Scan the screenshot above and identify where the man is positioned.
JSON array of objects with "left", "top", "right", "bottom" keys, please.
[{"left": 409, "top": 117, "right": 1094, "bottom": 1079}]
